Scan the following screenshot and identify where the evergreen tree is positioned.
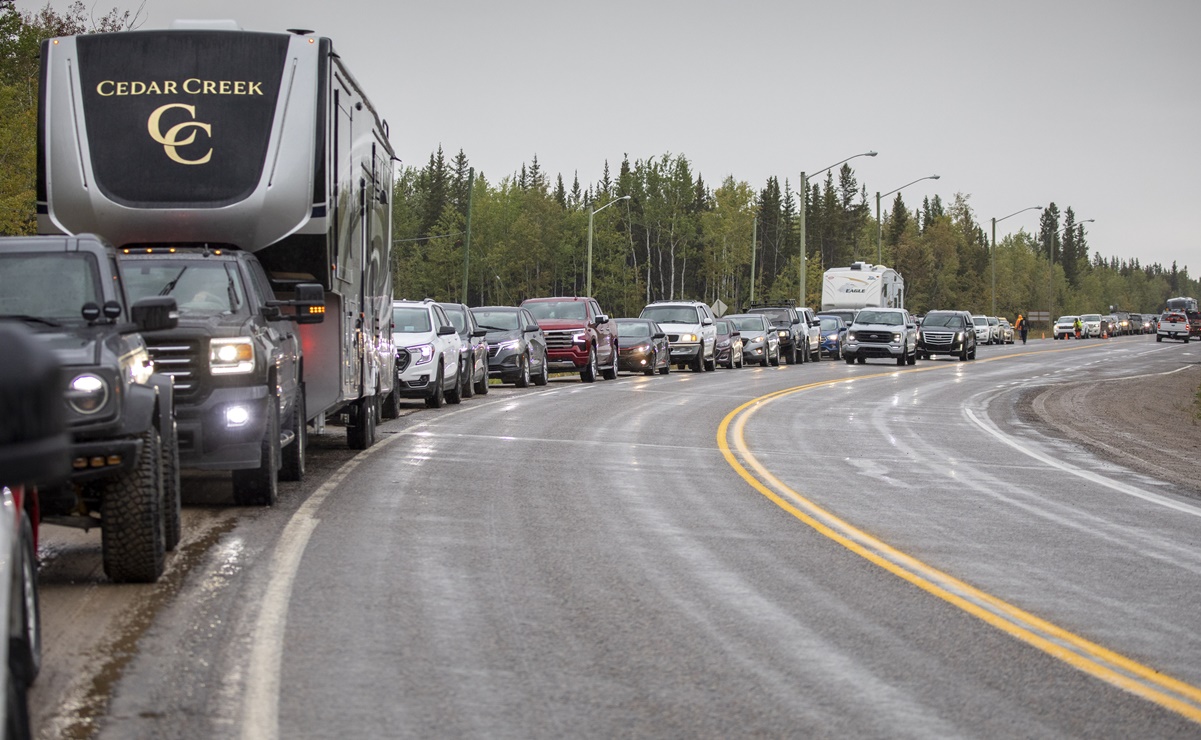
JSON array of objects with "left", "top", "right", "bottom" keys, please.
[{"left": 553, "top": 174, "right": 566, "bottom": 208}]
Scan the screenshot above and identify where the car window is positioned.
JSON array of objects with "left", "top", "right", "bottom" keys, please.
[
  {"left": 0, "top": 251, "right": 104, "bottom": 321},
  {"left": 617, "top": 322, "right": 651, "bottom": 338},
  {"left": 727, "top": 315, "right": 766, "bottom": 332},
  {"left": 472, "top": 310, "right": 519, "bottom": 331},
  {"left": 393, "top": 306, "right": 433, "bottom": 333},
  {"left": 857, "top": 310, "right": 903, "bottom": 325},
  {"left": 641, "top": 306, "right": 701, "bottom": 324},
  {"left": 819, "top": 317, "right": 840, "bottom": 331},
  {"left": 442, "top": 306, "right": 468, "bottom": 333},
  {"left": 524, "top": 300, "right": 587, "bottom": 321}
]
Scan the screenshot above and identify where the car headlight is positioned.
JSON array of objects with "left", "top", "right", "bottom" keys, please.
[
  {"left": 629, "top": 342, "right": 651, "bottom": 354},
  {"left": 679, "top": 333, "right": 698, "bottom": 343},
  {"left": 892, "top": 333, "right": 902, "bottom": 342},
  {"left": 572, "top": 331, "right": 587, "bottom": 345},
  {"left": 955, "top": 331, "right": 963, "bottom": 341},
  {"left": 777, "top": 330, "right": 788, "bottom": 338},
  {"left": 825, "top": 332, "right": 838, "bottom": 340},
  {"left": 121, "top": 347, "right": 155, "bottom": 385},
  {"left": 716, "top": 339, "right": 730, "bottom": 349},
  {"left": 210, "top": 337, "right": 255, "bottom": 375},
  {"left": 410, "top": 343, "right": 436, "bottom": 364},
  {"left": 495, "top": 339, "right": 520, "bottom": 352},
  {"left": 67, "top": 373, "right": 109, "bottom": 414}
]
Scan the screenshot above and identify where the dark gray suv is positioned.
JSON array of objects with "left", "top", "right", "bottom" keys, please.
[{"left": 916, "top": 310, "right": 976, "bottom": 361}]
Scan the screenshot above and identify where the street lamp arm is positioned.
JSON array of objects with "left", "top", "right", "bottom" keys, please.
[
  {"left": 881, "top": 174, "right": 940, "bottom": 200},
  {"left": 808, "top": 150, "right": 878, "bottom": 181},
  {"left": 592, "top": 194, "right": 631, "bottom": 217},
  {"left": 995, "top": 205, "right": 1042, "bottom": 224}
]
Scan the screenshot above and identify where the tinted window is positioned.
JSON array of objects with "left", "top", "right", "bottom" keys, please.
[
  {"left": 617, "top": 322, "right": 651, "bottom": 338},
  {"left": 442, "top": 305, "right": 468, "bottom": 333},
  {"left": 472, "top": 310, "right": 519, "bottom": 331}
]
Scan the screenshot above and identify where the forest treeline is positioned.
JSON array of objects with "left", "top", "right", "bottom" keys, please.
[
  {"left": 1, "top": 3, "right": 1195, "bottom": 324},
  {"left": 394, "top": 147, "right": 1198, "bottom": 324}
]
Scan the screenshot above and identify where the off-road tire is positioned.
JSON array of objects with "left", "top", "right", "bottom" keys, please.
[
  {"left": 161, "top": 419, "right": 181, "bottom": 551},
  {"left": 233, "top": 398, "right": 281, "bottom": 505},
  {"left": 101, "top": 426, "right": 165, "bottom": 583},
  {"left": 280, "top": 387, "right": 306, "bottom": 482}
]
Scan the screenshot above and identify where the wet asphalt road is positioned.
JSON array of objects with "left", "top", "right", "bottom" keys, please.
[{"left": 33, "top": 335, "right": 1201, "bottom": 738}]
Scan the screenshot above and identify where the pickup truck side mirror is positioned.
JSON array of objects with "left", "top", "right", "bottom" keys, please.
[
  {"left": 130, "top": 296, "right": 179, "bottom": 332},
  {"left": 437, "top": 325, "right": 457, "bottom": 336},
  {"left": 594, "top": 314, "right": 610, "bottom": 326},
  {"left": 702, "top": 317, "right": 713, "bottom": 326},
  {"left": 290, "top": 283, "right": 326, "bottom": 325}
]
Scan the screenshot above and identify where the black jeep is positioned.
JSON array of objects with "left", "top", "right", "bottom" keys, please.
[{"left": 0, "top": 235, "right": 180, "bottom": 583}]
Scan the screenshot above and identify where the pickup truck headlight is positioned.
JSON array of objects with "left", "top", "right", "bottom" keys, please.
[
  {"left": 678, "top": 333, "right": 698, "bottom": 343},
  {"left": 777, "top": 330, "right": 789, "bottom": 338},
  {"left": 210, "top": 337, "right": 255, "bottom": 375},
  {"left": 572, "top": 331, "right": 587, "bottom": 345},
  {"left": 892, "top": 333, "right": 902, "bottom": 342},
  {"left": 409, "top": 343, "right": 436, "bottom": 365},
  {"left": 67, "top": 373, "right": 109, "bottom": 414}
]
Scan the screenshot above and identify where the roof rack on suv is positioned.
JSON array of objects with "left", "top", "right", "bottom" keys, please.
[{"left": 747, "top": 299, "right": 796, "bottom": 308}]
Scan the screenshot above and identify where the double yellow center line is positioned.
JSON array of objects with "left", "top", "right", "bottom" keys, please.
[{"left": 717, "top": 369, "right": 1201, "bottom": 724}]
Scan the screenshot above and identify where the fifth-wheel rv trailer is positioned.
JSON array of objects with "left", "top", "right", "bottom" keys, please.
[
  {"left": 37, "top": 22, "right": 395, "bottom": 454},
  {"left": 821, "top": 262, "right": 905, "bottom": 314}
]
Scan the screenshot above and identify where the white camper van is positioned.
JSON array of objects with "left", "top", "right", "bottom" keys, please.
[{"left": 821, "top": 262, "right": 905, "bottom": 312}]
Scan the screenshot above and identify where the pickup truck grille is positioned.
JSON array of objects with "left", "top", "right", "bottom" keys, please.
[
  {"left": 851, "top": 330, "right": 894, "bottom": 343},
  {"left": 543, "top": 330, "right": 577, "bottom": 350},
  {"left": 145, "top": 340, "right": 205, "bottom": 403},
  {"left": 396, "top": 348, "right": 412, "bottom": 372}
]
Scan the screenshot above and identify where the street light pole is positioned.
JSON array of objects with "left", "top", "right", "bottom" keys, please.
[
  {"left": 749, "top": 214, "right": 758, "bottom": 304},
  {"left": 799, "top": 150, "right": 877, "bottom": 306},
  {"left": 586, "top": 194, "right": 631, "bottom": 297},
  {"left": 875, "top": 175, "right": 940, "bottom": 264},
  {"left": 989, "top": 205, "right": 1042, "bottom": 316}
]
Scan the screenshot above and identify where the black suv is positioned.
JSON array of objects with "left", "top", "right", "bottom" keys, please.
[
  {"left": 746, "top": 301, "right": 808, "bottom": 364},
  {"left": 120, "top": 248, "right": 325, "bottom": 506},
  {"left": 916, "top": 310, "right": 976, "bottom": 361},
  {"left": 0, "top": 235, "right": 180, "bottom": 583}
]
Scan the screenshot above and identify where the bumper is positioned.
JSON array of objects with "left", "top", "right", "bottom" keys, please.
[
  {"left": 618, "top": 349, "right": 657, "bottom": 372},
  {"left": 918, "top": 341, "right": 967, "bottom": 356},
  {"left": 67, "top": 434, "right": 144, "bottom": 484},
  {"left": 669, "top": 343, "right": 702, "bottom": 362},
  {"left": 175, "top": 385, "right": 270, "bottom": 470},
  {"left": 846, "top": 342, "right": 904, "bottom": 359},
  {"left": 488, "top": 349, "right": 527, "bottom": 382},
  {"left": 820, "top": 338, "right": 841, "bottom": 356},
  {"left": 546, "top": 345, "right": 589, "bottom": 371}
]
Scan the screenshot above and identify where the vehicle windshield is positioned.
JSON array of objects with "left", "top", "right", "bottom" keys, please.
[
  {"left": 442, "top": 306, "right": 468, "bottom": 333},
  {"left": 857, "top": 310, "right": 904, "bottom": 326},
  {"left": 749, "top": 308, "right": 789, "bottom": 324},
  {"left": 727, "top": 315, "right": 767, "bottom": 332},
  {"left": 1057, "top": 316, "right": 1077, "bottom": 323},
  {"left": 472, "top": 309, "right": 520, "bottom": 331},
  {"left": 122, "top": 260, "right": 247, "bottom": 315},
  {"left": 392, "top": 306, "right": 433, "bottom": 333},
  {"left": 924, "top": 314, "right": 962, "bottom": 328},
  {"left": 0, "top": 252, "right": 103, "bottom": 322},
  {"left": 617, "top": 321, "right": 651, "bottom": 339},
  {"left": 524, "top": 301, "right": 587, "bottom": 321},
  {"left": 819, "top": 317, "right": 841, "bottom": 331},
  {"left": 972, "top": 316, "right": 988, "bottom": 326},
  {"left": 1081, "top": 314, "right": 1101, "bottom": 322},
  {"left": 987, "top": 317, "right": 998, "bottom": 325},
  {"left": 641, "top": 305, "right": 701, "bottom": 324}
]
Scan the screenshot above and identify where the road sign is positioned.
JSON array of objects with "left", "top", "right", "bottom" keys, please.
[
  {"left": 1027, "top": 311, "right": 1050, "bottom": 322},
  {"left": 711, "top": 299, "right": 728, "bottom": 317}
]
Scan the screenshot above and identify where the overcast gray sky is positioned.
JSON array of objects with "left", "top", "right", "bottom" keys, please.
[{"left": 23, "top": 0, "right": 1201, "bottom": 273}]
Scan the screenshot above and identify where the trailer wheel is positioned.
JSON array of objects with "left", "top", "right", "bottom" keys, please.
[
  {"left": 161, "top": 419, "right": 181, "bottom": 551},
  {"left": 280, "top": 387, "right": 306, "bottom": 482},
  {"left": 233, "top": 398, "right": 280, "bottom": 505},
  {"left": 101, "top": 426, "right": 165, "bottom": 583}
]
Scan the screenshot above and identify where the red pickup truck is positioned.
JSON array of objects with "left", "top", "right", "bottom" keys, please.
[{"left": 521, "top": 297, "right": 618, "bottom": 382}]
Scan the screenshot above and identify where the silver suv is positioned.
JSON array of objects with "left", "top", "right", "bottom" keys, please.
[
  {"left": 844, "top": 307, "right": 918, "bottom": 366},
  {"left": 639, "top": 300, "right": 717, "bottom": 372}
]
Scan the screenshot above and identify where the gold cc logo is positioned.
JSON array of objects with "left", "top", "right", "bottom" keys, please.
[{"left": 147, "top": 103, "right": 212, "bottom": 165}]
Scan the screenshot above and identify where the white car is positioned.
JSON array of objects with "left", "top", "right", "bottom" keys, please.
[
  {"left": 391, "top": 299, "right": 464, "bottom": 408},
  {"left": 1080, "top": 313, "right": 1102, "bottom": 338},
  {"left": 971, "top": 315, "right": 991, "bottom": 344},
  {"left": 639, "top": 300, "right": 718, "bottom": 372},
  {"left": 1053, "top": 315, "right": 1080, "bottom": 339}
]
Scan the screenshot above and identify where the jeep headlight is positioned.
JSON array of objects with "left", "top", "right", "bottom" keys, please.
[
  {"left": 67, "top": 373, "right": 109, "bottom": 415},
  {"left": 210, "top": 337, "right": 255, "bottom": 375}
]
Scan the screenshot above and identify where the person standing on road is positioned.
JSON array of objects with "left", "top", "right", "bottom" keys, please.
[
  {"left": 1017, "top": 313, "right": 1028, "bottom": 344},
  {"left": 1073, "top": 316, "right": 1083, "bottom": 339}
]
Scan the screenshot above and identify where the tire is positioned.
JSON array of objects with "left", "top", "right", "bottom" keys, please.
[
  {"left": 785, "top": 343, "right": 797, "bottom": 365},
  {"left": 581, "top": 347, "right": 599, "bottom": 382},
  {"left": 896, "top": 353, "right": 906, "bottom": 367},
  {"left": 908, "top": 349, "right": 917, "bottom": 365},
  {"left": 760, "top": 352, "right": 769, "bottom": 368},
  {"left": 734, "top": 349, "right": 743, "bottom": 369},
  {"left": 101, "top": 426, "right": 165, "bottom": 583},
  {"left": 602, "top": 344, "right": 619, "bottom": 380},
  {"left": 515, "top": 354, "right": 532, "bottom": 388},
  {"left": 160, "top": 419, "right": 181, "bottom": 551},
  {"left": 691, "top": 350, "right": 704, "bottom": 373},
  {"left": 380, "top": 383, "right": 401, "bottom": 420},
  {"left": 462, "top": 358, "right": 476, "bottom": 398},
  {"left": 534, "top": 352, "right": 550, "bottom": 386},
  {"left": 475, "top": 361, "right": 490, "bottom": 395},
  {"left": 426, "top": 366, "right": 446, "bottom": 407},
  {"left": 770, "top": 347, "right": 780, "bottom": 367},
  {"left": 280, "top": 387, "right": 306, "bottom": 483},
  {"left": 446, "top": 361, "right": 464, "bottom": 404},
  {"left": 4, "top": 661, "right": 29, "bottom": 740},
  {"left": 845, "top": 354, "right": 855, "bottom": 365},
  {"left": 659, "top": 355, "right": 671, "bottom": 375},
  {"left": 10, "top": 511, "right": 40, "bottom": 687},
  {"left": 812, "top": 343, "right": 820, "bottom": 362},
  {"left": 703, "top": 350, "right": 716, "bottom": 372},
  {"left": 1157, "top": 335, "right": 1162, "bottom": 342},
  {"left": 233, "top": 397, "right": 281, "bottom": 505},
  {"left": 857, "top": 357, "right": 866, "bottom": 365},
  {"left": 348, "top": 393, "right": 377, "bottom": 448}
]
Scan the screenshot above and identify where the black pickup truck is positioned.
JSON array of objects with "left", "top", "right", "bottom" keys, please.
[
  {"left": 119, "top": 247, "right": 324, "bottom": 506},
  {"left": 0, "top": 234, "right": 180, "bottom": 583}
]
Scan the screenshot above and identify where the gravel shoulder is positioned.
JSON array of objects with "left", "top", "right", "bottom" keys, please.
[{"left": 1016, "top": 360, "right": 1201, "bottom": 497}]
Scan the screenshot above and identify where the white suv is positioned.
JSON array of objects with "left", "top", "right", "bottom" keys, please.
[
  {"left": 391, "top": 299, "right": 464, "bottom": 408},
  {"left": 639, "top": 300, "right": 717, "bottom": 372}
]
